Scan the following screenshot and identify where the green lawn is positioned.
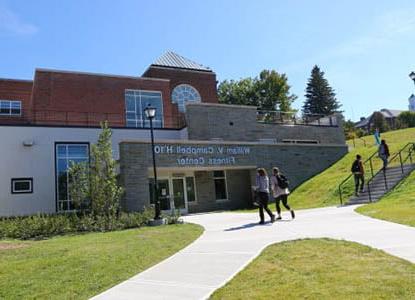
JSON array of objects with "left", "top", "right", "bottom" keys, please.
[
  {"left": 236, "top": 128, "right": 415, "bottom": 212},
  {"left": 0, "top": 224, "right": 203, "bottom": 299},
  {"left": 210, "top": 239, "right": 415, "bottom": 300},
  {"left": 356, "top": 169, "right": 415, "bottom": 227}
]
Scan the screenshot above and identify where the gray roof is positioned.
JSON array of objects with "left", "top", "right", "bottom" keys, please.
[
  {"left": 152, "top": 51, "right": 212, "bottom": 72},
  {"left": 355, "top": 108, "right": 405, "bottom": 128},
  {"left": 380, "top": 109, "right": 404, "bottom": 118}
]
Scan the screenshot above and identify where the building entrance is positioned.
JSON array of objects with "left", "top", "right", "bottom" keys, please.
[{"left": 150, "top": 175, "right": 196, "bottom": 215}]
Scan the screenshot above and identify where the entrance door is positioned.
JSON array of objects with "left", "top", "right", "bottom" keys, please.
[
  {"left": 158, "top": 179, "right": 171, "bottom": 211},
  {"left": 172, "top": 178, "right": 187, "bottom": 213}
]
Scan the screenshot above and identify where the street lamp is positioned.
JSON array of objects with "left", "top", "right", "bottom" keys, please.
[
  {"left": 144, "top": 105, "right": 161, "bottom": 220},
  {"left": 409, "top": 71, "right": 415, "bottom": 86}
]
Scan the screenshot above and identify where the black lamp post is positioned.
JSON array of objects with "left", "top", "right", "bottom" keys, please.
[
  {"left": 144, "top": 105, "right": 161, "bottom": 220},
  {"left": 410, "top": 71, "right": 415, "bottom": 86}
]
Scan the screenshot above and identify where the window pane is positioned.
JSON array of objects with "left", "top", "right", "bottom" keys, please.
[
  {"left": 141, "top": 91, "right": 161, "bottom": 98},
  {"left": 185, "top": 177, "right": 196, "bottom": 202},
  {"left": 213, "top": 170, "right": 225, "bottom": 178},
  {"left": 14, "top": 181, "right": 30, "bottom": 191},
  {"left": 57, "top": 158, "right": 68, "bottom": 172},
  {"left": 126, "top": 120, "right": 136, "bottom": 128},
  {"left": 11, "top": 108, "right": 21, "bottom": 115},
  {"left": 58, "top": 173, "right": 68, "bottom": 200},
  {"left": 125, "top": 96, "right": 135, "bottom": 111},
  {"left": 11, "top": 101, "right": 21, "bottom": 109},
  {"left": 57, "top": 145, "right": 67, "bottom": 157},
  {"left": 0, "top": 108, "right": 9, "bottom": 114},
  {"left": 214, "top": 179, "right": 227, "bottom": 200},
  {"left": 67, "top": 145, "right": 88, "bottom": 158}
]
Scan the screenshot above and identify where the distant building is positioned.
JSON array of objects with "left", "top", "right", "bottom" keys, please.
[
  {"left": 355, "top": 108, "right": 405, "bottom": 132},
  {"left": 409, "top": 94, "right": 415, "bottom": 112}
]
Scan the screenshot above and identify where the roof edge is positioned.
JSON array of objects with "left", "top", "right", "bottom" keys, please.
[{"left": 35, "top": 68, "right": 170, "bottom": 82}]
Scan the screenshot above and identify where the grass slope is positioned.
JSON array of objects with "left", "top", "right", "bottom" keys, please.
[
  {"left": 0, "top": 224, "right": 203, "bottom": 299},
  {"left": 356, "top": 170, "right": 415, "bottom": 227},
  {"left": 288, "top": 127, "right": 415, "bottom": 209},
  {"left": 235, "top": 127, "right": 415, "bottom": 212},
  {"left": 210, "top": 239, "right": 415, "bottom": 300}
]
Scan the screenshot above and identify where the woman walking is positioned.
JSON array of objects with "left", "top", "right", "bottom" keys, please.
[
  {"left": 255, "top": 168, "right": 275, "bottom": 224},
  {"left": 270, "top": 167, "right": 295, "bottom": 220}
]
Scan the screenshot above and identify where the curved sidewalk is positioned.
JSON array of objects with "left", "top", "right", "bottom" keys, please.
[{"left": 92, "top": 205, "right": 415, "bottom": 300}]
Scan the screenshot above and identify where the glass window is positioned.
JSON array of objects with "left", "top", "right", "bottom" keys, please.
[
  {"left": 11, "top": 178, "right": 33, "bottom": 194},
  {"left": 185, "top": 177, "right": 196, "bottom": 202},
  {"left": 213, "top": 171, "right": 228, "bottom": 201},
  {"left": 56, "top": 143, "right": 89, "bottom": 212},
  {"left": 0, "top": 100, "right": 21, "bottom": 116},
  {"left": 124, "top": 90, "right": 163, "bottom": 128},
  {"left": 171, "top": 84, "right": 201, "bottom": 112}
]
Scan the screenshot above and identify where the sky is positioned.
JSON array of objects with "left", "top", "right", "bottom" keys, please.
[{"left": 1, "top": 0, "right": 415, "bottom": 121}]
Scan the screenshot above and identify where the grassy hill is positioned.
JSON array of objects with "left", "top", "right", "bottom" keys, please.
[
  {"left": 289, "top": 127, "right": 415, "bottom": 210},
  {"left": 356, "top": 169, "right": 415, "bottom": 227}
]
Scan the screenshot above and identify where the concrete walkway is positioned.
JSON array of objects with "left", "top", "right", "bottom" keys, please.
[{"left": 92, "top": 205, "right": 415, "bottom": 300}]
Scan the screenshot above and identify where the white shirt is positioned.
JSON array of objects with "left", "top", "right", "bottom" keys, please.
[
  {"left": 256, "top": 175, "right": 269, "bottom": 193},
  {"left": 270, "top": 175, "right": 290, "bottom": 198}
]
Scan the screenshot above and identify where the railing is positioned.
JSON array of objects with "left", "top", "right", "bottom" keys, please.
[
  {"left": 338, "top": 142, "right": 415, "bottom": 205},
  {"left": 256, "top": 110, "right": 338, "bottom": 127},
  {"left": 366, "top": 142, "right": 415, "bottom": 202},
  {"left": 350, "top": 137, "right": 367, "bottom": 148},
  {"left": 0, "top": 109, "right": 186, "bottom": 129}
]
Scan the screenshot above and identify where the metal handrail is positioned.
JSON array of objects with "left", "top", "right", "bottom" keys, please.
[
  {"left": 338, "top": 142, "right": 415, "bottom": 205},
  {"left": 338, "top": 148, "right": 384, "bottom": 204},
  {"left": 366, "top": 143, "right": 415, "bottom": 202},
  {"left": 256, "top": 110, "right": 338, "bottom": 127}
]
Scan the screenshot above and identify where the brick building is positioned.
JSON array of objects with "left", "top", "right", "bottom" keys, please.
[{"left": 0, "top": 52, "right": 346, "bottom": 216}]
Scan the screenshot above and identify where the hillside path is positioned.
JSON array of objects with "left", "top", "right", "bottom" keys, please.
[{"left": 92, "top": 205, "right": 415, "bottom": 300}]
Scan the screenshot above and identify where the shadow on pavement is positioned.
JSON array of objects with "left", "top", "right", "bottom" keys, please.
[{"left": 224, "top": 222, "right": 273, "bottom": 231}]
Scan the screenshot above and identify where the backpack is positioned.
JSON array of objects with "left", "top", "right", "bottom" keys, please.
[
  {"left": 351, "top": 160, "right": 360, "bottom": 173},
  {"left": 277, "top": 175, "right": 289, "bottom": 189}
]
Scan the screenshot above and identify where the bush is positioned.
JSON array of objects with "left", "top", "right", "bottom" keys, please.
[
  {"left": 398, "top": 111, "right": 415, "bottom": 128},
  {"left": 0, "top": 207, "right": 155, "bottom": 240},
  {"left": 163, "top": 209, "right": 184, "bottom": 225}
]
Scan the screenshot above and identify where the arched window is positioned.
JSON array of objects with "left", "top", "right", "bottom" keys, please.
[{"left": 171, "top": 84, "right": 201, "bottom": 112}]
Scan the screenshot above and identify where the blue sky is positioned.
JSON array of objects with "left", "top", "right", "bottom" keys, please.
[{"left": 1, "top": 0, "right": 414, "bottom": 120}]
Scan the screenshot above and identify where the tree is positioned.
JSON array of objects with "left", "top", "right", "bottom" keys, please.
[
  {"left": 218, "top": 70, "right": 297, "bottom": 111},
  {"left": 398, "top": 111, "right": 415, "bottom": 128},
  {"left": 343, "top": 119, "right": 357, "bottom": 140},
  {"left": 371, "top": 111, "right": 389, "bottom": 133},
  {"left": 69, "top": 122, "right": 123, "bottom": 218},
  {"left": 303, "top": 65, "right": 341, "bottom": 115}
]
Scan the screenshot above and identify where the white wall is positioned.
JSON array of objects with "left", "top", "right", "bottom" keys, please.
[{"left": 0, "top": 126, "right": 182, "bottom": 217}]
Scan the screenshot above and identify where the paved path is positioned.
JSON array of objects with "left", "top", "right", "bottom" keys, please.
[{"left": 92, "top": 205, "right": 415, "bottom": 300}]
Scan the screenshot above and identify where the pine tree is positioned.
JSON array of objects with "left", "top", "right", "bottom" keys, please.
[{"left": 303, "top": 65, "right": 341, "bottom": 115}]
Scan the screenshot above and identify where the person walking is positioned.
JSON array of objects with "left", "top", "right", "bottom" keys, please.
[
  {"left": 270, "top": 167, "right": 295, "bottom": 220},
  {"left": 255, "top": 168, "right": 275, "bottom": 224},
  {"left": 378, "top": 139, "right": 390, "bottom": 171},
  {"left": 351, "top": 154, "right": 365, "bottom": 196}
]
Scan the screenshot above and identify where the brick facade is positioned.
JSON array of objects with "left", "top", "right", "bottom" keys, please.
[
  {"left": 30, "top": 70, "right": 179, "bottom": 127},
  {"left": 0, "top": 57, "right": 219, "bottom": 127},
  {"left": 0, "top": 79, "right": 33, "bottom": 124},
  {"left": 143, "top": 66, "right": 219, "bottom": 103}
]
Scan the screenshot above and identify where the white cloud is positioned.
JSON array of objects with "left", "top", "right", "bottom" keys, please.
[{"left": 0, "top": 5, "right": 38, "bottom": 35}]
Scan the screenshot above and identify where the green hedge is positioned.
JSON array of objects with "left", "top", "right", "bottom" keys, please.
[{"left": 0, "top": 208, "right": 156, "bottom": 240}]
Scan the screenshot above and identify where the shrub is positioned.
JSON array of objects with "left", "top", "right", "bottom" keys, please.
[
  {"left": 398, "top": 111, "right": 415, "bottom": 128},
  {"left": 163, "top": 209, "right": 184, "bottom": 225},
  {"left": 0, "top": 207, "right": 155, "bottom": 240}
]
